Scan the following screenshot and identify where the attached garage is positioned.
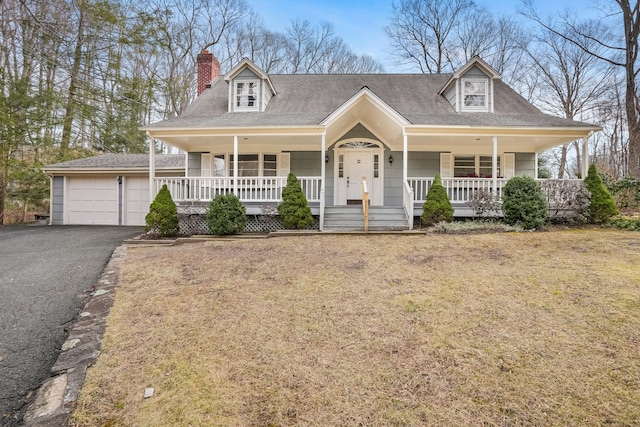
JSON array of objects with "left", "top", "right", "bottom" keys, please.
[
  {"left": 67, "top": 176, "right": 119, "bottom": 225},
  {"left": 43, "top": 154, "right": 185, "bottom": 226}
]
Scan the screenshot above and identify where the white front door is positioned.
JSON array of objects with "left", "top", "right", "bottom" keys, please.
[{"left": 346, "top": 151, "right": 372, "bottom": 202}]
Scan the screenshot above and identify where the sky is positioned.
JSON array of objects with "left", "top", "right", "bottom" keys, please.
[{"left": 250, "top": 0, "right": 603, "bottom": 72}]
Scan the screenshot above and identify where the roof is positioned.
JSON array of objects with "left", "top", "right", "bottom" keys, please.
[
  {"left": 43, "top": 154, "right": 184, "bottom": 170},
  {"left": 142, "top": 73, "right": 597, "bottom": 131}
]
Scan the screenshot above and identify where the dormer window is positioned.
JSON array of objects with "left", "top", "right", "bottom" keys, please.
[
  {"left": 235, "top": 80, "right": 259, "bottom": 111},
  {"left": 462, "top": 78, "right": 488, "bottom": 111}
]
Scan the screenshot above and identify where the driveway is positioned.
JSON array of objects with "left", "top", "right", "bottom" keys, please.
[{"left": 0, "top": 225, "right": 141, "bottom": 426}]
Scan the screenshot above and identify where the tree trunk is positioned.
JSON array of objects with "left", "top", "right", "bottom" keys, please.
[
  {"left": 60, "top": 2, "right": 85, "bottom": 158},
  {"left": 619, "top": 0, "right": 640, "bottom": 177},
  {"left": 558, "top": 144, "right": 568, "bottom": 179}
]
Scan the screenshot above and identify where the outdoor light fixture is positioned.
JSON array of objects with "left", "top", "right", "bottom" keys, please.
[
  {"left": 325, "top": 155, "right": 330, "bottom": 163},
  {"left": 389, "top": 155, "right": 393, "bottom": 165}
]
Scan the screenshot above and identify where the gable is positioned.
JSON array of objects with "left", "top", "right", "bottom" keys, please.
[{"left": 337, "top": 123, "right": 381, "bottom": 143}]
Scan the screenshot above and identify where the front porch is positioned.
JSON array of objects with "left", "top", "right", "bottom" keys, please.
[{"left": 154, "top": 175, "right": 587, "bottom": 232}]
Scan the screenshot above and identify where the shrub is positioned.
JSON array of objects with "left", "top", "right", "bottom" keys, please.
[
  {"left": 608, "top": 216, "right": 640, "bottom": 231},
  {"left": 278, "top": 172, "right": 314, "bottom": 229},
  {"left": 430, "top": 220, "right": 523, "bottom": 234},
  {"left": 468, "top": 189, "right": 500, "bottom": 219},
  {"left": 421, "top": 174, "right": 454, "bottom": 226},
  {"left": 584, "top": 164, "right": 619, "bottom": 223},
  {"left": 501, "top": 175, "right": 547, "bottom": 230},
  {"left": 145, "top": 184, "right": 179, "bottom": 237},
  {"left": 206, "top": 193, "right": 247, "bottom": 235},
  {"left": 542, "top": 180, "right": 591, "bottom": 224}
]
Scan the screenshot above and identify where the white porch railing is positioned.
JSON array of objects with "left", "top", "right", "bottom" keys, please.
[
  {"left": 409, "top": 177, "right": 508, "bottom": 203},
  {"left": 154, "top": 176, "right": 322, "bottom": 203},
  {"left": 408, "top": 177, "right": 584, "bottom": 204},
  {"left": 402, "top": 180, "right": 414, "bottom": 230}
]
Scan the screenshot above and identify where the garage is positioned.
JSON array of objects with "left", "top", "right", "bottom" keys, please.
[{"left": 43, "top": 154, "right": 185, "bottom": 226}]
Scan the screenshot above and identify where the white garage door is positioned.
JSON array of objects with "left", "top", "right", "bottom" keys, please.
[
  {"left": 67, "top": 177, "right": 118, "bottom": 225},
  {"left": 125, "top": 177, "right": 150, "bottom": 226}
]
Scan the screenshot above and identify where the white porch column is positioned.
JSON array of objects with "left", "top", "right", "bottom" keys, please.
[
  {"left": 148, "top": 132, "right": 155, "bottom": 203},
  {"left": 233, "top": 135, "right": 239, "bottom": 195},
  {"left": 403, "top": 132, "right": 408, "bottom": 183},
  {"left": 321, "top": 132, "right": 326, "bottom": 187},
  {"left": 582, "top": 137, "right": 589, "bottom": 178},
  {"left": 492, "top": 136, "right": 498, "bottom": 194},
  {"left": 320, "top": 131, "right": 326, "bottom": 231}
]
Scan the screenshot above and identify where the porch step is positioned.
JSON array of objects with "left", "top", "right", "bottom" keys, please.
[{"left": 323, "top": 206, "right": 409, "bottom": 231}]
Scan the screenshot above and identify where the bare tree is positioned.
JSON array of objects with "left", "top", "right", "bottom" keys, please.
[
  {"left": 384, "top": 0, "right": 475, "bottom": 73},
  {"left": 525, "top": 23, "right": 614, "bottom": 178},
  {"left": 521, "top": 0, "right": 640, "bottom": 178}
]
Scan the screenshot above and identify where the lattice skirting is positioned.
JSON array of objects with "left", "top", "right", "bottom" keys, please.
[{"left": 178, "top": 212, "right": 320, "bottom": 235}]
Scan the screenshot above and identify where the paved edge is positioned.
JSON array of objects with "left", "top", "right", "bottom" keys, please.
[{"left": 22, "top": 244, "right": 129, "bottom": 427}]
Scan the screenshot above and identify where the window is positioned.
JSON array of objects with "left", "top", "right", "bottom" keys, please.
[
  {"left": 338, "top": 154, "right": 344, "bottom": 178},
  {"left": 235, "top": 80, "right": 259, "bottom": 111},
  {"left": 228, "top": 154, "right": 277, "bottom": 176},
  {"left": 462, "top": 78, "right": 488, "bottom": 111},
  {"left": 213, "top": 154, "right": 225, "bottom": 177},
  {"left": 454, "top": 155, "right": 500, "bottom": 178},
  {"left": 373, "top": 154, "right": 379, "bottom": 178}
]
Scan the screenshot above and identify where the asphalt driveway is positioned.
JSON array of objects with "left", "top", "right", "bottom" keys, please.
[{"left": 0, "top": 225, "right": 141, "bottom": 426}]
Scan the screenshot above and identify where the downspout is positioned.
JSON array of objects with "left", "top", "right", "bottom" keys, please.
[{"left": 47, "top": 175, "right": 52, "bottom": 225}]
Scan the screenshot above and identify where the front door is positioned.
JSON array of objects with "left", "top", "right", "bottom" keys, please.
[{"left": 346, "top": 151, "right": 372, "bottom": 202}]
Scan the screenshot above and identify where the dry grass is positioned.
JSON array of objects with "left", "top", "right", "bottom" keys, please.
[{"left": 72, "top": 230, "right": 640, "bottom": 426}]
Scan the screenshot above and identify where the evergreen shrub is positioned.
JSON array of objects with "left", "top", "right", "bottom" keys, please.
[
  {"left": 278, "top": 172, "right": 314, "bottom": 229},
  {"left": 501, "top": 175, "right": 547, "bottom": 230},
  {"left": 421, "top": 174, "right": 454, "bottom": 226},
  {"left": 584, "top": 164, "right": 619, "bottom": 223},
  {"left": 206, "top": 193, "right": 247, "bottom": 235},
  {"left": 145, "top": 184, "right": 179, "bottom": 237}
]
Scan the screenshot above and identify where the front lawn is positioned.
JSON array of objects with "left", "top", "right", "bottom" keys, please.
[{"left": 72, "top": 231, "right": 640, "bottom": 426}]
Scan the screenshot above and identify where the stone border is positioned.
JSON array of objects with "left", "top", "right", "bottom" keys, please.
[{"left": 23, "top": 245, "right": 128, "bottom": 427}]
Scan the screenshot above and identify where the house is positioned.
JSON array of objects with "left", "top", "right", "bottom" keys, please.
[{"left": 45, "top": 52, "right": 599, "bottom": 231}]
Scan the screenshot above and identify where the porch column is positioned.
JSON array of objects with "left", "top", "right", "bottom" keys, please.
[
  {"left": 321, "top": 132, "right": 326, "bottom": 187},
  {"left": 492, "top": 136, "right": 498, "bottom": 194},
  {"left": 582, "top": 136, "right": 589, "bottom": 178},
  {"left": 233, "top": 135, "right": 238, "bottom": 195},
  {"left": 148, "top": 132, "right": 155, "bottom": 203},
  {"left": 320, "top": 131, "right": 326, "bottom": 231},
  {"left": 403, "top": 132, "right": 408, "bottom": 183}
]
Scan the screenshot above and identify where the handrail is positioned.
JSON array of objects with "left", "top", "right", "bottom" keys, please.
[
  {"left": 362, "top": 176, "right": 369, "bottom": 232},
  {"left": 402, "top": 180, "right": 414, "bottom": 230}
]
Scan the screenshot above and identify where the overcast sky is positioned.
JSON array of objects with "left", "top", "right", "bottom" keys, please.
[{"left": 250, "top": 0, "right": 603, "bottom": 72}]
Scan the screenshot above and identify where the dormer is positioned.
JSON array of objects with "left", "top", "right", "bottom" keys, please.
[
  {"left": 439, "top": 56, "right": 500, "bottom": 113},
  {"left": 224, "top": 58, "right": 276, "bottom": 113}
]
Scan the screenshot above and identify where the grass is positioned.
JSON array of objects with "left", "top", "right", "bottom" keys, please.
[{"left": 71, "top": 230, "right": 640, "bottom": 426}]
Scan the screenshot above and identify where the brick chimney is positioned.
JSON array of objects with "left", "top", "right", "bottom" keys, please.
[{"left": 197, "top": 49, "right": 220, "bottom": 96}]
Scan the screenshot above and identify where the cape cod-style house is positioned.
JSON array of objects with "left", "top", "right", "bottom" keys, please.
[{"left": 44, "top": 51, "right": 599, "bottom": 230}]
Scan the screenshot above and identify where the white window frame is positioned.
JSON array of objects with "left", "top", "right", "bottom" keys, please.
[
  {"left": 461, "top": 78, "right": 489, "bottom": 112},
  {"left": 234, "top": 79, "right": 260, "bottom": 112},
  {"left": 208, "top": 153, "right": 279, "bottom": 177},
  {"left": 453, "top": 154, "right": 501, "bottom": 178}
]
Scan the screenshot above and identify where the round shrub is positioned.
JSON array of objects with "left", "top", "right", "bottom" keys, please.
[
  {"left": 145, "top": 184, "right": 178, "bottom": 237},
  {"left": 584, "top": 164, "right": 619, "bottom": 223},
  {"left": 206, "top": 193, "right": 247, "bottom": 235},
  {"left": 278, "top": 172, "right": 314, "bottom": 229},
  {"left": 501, "top": 175, "right": 547, "bottom": 230},
  {"left": 421, "top": 174, "right": 454, "bottom": 226}
]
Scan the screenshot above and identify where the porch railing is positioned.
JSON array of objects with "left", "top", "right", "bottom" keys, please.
[
  {"left": 402, "top": 180, "right": 414, "bottom": 230},
  {"left": 154, "top": 176, "right": 322, "bottom": 203},
  {"left": 408, "top": 177, "right": 508, "bottom": 203},
  {"left": 362, "top": 176, "right": 369, "bottom": 232},
  {"left": 408, "top": 177, "right": 584, "bottom": 204}
]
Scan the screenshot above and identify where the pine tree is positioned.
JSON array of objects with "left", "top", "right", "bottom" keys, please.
[
  {"left": 278, "top": 172, "right": 314, "bottom": 229},
  {"left": 584, "top": 164, "right": 619, "bottom": 223},
  {"left": 421, "top": 174, "right": 454, "bottom": 226},
  {"left": 145, "top": 184, "right": 178, "bottom": 237}
]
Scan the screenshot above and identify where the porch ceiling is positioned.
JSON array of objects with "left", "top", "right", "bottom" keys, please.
[
  {"left": 405, "top": 127, "right": 595, "bottom": 153},
  {"left": 147, "top": 127, "right": 325, "bottom": 153}
]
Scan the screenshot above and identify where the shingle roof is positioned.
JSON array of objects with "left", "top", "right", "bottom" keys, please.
[
  {"left": 144, "top": 74, "right": 595, "bottom": 130},
  {"left": 43, "top": 154, "right": 184, "bottom": 170}
]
